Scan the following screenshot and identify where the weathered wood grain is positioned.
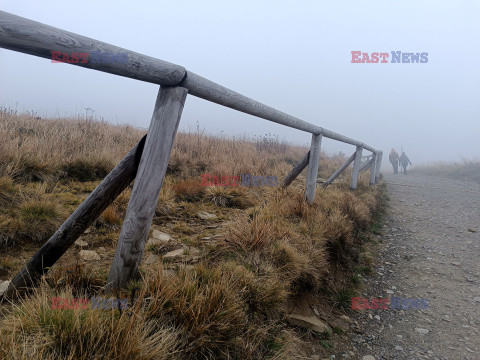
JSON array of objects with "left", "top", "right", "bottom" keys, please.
[
  {"left": 0, "top": 11, "right": 185, "bottom": 86},
  {"left": 281, "top": 151, "right": 310, "bottom": 188},
  {"left": 106, "top": 86, "right": 188, "bottom": 291},
  {"left": 305, "top": 134, "right": 322, "bottom": 204},
  {"left": 350, "top": 146, "right": 363, "bottom": 191},
  {"left": 2, "top": 136, "right": 147, "bottom": 300},
  {"left": 322, "top": 151, "right": 356, "bottom": 188}
]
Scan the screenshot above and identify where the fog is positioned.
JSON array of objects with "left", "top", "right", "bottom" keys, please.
[{"left": 1, "top": 0, "right": 479, "bottom": 165}]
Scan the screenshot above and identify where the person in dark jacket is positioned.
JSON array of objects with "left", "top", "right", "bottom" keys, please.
[
  {"left": 389, "top": 148, "right": 400, "bottom": 174},
  {"left": 399, "top": 152, "right": 412, "bottom": 175}
]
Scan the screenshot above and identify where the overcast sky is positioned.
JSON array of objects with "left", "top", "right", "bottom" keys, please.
[{"left": 1, "top": 0, "right": 479, "bottom": 165}]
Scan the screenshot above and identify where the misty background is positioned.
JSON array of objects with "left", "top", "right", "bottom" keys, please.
[{"left": 1, "top": 0, "right": 479, "bottom": 166}]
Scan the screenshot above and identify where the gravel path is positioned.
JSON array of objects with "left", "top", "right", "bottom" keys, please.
[{"left": 337, "top": 172, "right": 480, "bottom": 360}]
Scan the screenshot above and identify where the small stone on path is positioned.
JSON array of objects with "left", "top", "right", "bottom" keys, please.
[
  {"left": 287, "top": 314, "right": 330, "bottom": 333},
  {"left": 163, "top": 248, "right": 185, "bottom": 260},
  {"left": 144, "top": 253, "right": 159, "bottom": 265},
  {"left": 415, "top": 328, "right": 429, "bottom": 335},
  {"left": 74, "top": 239, "right": 88, "bottom": 247},
  {"left": 79, "top": 250, "right": 100, "bottom": 261},
  {"left": 0, "top": 280, "right": 11, "bottom": 296},
  {"left": 147, "top": 230, "right": 171, "bottom": 248},
  {"left": 151, "top": 230, "right": 171, "bottom": 241},
  {"left": 197, "top": 211, "right": 217, "bottom": 220}
]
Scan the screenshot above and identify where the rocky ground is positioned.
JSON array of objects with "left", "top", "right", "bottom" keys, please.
[{"left": 334, "top": 172, "right": 480, "bottom": 360}]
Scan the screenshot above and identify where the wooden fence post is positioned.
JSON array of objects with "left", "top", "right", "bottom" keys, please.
[
  {"left": 375, "top": 151, "right": 383, "bottom": 183},
  {"left": 369, "top": 153, "right": 377, "bottom": 185},
  {"left": 350, "top": 145, "right": 363, "bottom": 190},
  {"left": 106, "top": 86, "right": 188, "bottom": 291},
  {"left": 281, "top": 151, "right": 310, "bottom": 188},
  {"left": 2, "top": 136, "right": 147, "bottom": 299},
  {"left": 305, "top": 133, "right": 322, "bottom": 204}
]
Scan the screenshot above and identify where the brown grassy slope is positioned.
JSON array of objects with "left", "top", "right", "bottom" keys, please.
[
  {"left": 0, "top": 109, "right": 346, "bottom": 182},
  {"left": 0, "top": 111, "right": 387, "bottom": 359},
  {"left": 412, "top": 160, "right": 480, "bottom": 184}
]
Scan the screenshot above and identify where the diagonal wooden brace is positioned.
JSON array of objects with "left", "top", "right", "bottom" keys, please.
[
  {"left": 2, "top": 136, "right": 147, "bottom": 300},
  {"left": 281, "top": 151, "right": 310, "bottom": 188}
]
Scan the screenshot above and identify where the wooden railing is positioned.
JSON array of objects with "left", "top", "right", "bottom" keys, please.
[{"left": 0, "top": 11, "right": 383, "bottom": 296}]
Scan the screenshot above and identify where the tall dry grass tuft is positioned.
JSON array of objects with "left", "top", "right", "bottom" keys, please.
[
  {"left": 0, "top": 284, "right": 179, "bottom": 360},
  {"left": 142, "top": 265, "right": 248, "bottom": 359},
  {"left": 228, "top": 214, "right": 283, "bottom": 252}
]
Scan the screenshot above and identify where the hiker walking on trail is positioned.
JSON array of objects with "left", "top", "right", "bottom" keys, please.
[
  {"left": 389, "top": 148, "right": 400, "bottom": 174},
  {"left": 399, "top": 152, "right": 412, "bottom": 175}
]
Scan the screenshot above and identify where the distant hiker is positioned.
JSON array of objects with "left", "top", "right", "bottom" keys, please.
[
  {"left": 389, "top": 148, "right": 400, "bottom": 174},
  {"left": 399, "top": 152, "right": 412, "bottom": 175}
]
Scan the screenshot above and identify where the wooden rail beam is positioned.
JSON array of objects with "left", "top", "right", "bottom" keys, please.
[
  {"left": 2, "top": 136, "right": 147, "bottom": 300},
  {"left": 322, "top": 151, "right": 356, "bottom": 188},
  {"left": 350, "top": 146, "right": 363, "bottom": 191},
  {"left": 0, "top": 11, "right": 185, "bottom": 86},
  {"left": 281, "top": 151, "right": 310, "bottom": 188},
  {"left": 0, "top": 10, "right": 381, "bottom": 154},
  {"left": 106, "top": 86, "right": 188, "bottom": 291},
  {"left": 305, "top": 134, "right": 322, "bottom": 204}
]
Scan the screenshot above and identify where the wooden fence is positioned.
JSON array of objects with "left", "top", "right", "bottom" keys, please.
[{"left": 0, "top": 11, "right": 382, "bottom": 297}]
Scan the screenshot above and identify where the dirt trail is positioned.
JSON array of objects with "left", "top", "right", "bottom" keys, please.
[{"left": 337, "top": 172, "right": 480, "bottom": 359}]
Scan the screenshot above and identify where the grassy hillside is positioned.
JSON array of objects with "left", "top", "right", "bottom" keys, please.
[{"left": 0, "top": 109, "right": 387, "bottom": 359}]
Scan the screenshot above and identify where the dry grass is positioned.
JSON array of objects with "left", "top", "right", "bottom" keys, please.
[
  {"left": 142, "top": 265, "right": 248, "bottom": 358},
  {"left": 0, "top": 176, "right": 15, "bottom": 209},
  {"left": 0, "top": 188, "right": 63, "bottom": 246},
  {"left": 0, "top": 284, "right": 179, "bottom": 360},
  {"left": 168, "top": 131, "right": 306, "bottom": 180},
  {"left": 171, "top": 178, "right": 205, "bottom": 201},
  {"left": 0, "top": 111, "right": 387, "bottom": 359},
  {"left": 227, "top": 214, "right": 283, "bottom": 252},
  {"left": 204, "top": 186, "right": 255, "bottom": 209},
  {"left": 0, "top": 109, "right": 143, "bottom": 181},
  {"left": 47, "top": 262, "right": 106, "bottom": 297}
]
